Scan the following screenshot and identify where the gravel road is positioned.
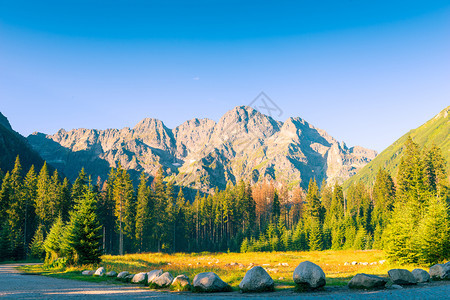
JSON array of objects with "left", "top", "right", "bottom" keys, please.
[{"left": 1, "top": 263, "right": 449, "bottom": 299}]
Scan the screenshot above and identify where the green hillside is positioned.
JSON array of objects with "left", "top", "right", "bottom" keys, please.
[{"left": 344, "top": 105, "right": 450, "bottom": 188}]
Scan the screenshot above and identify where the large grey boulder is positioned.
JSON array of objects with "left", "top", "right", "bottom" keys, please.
[
  {"left": 388, "top": 269, "right": 417, "bottom": 285},
  {"left": 153, "top": 272, "right": 174, "bottom": 287},
  {"left": 147, "top": 269, "right": 163, "bottom": 284},
  {"left": 239, "top": 266, "right": 274, "bottom": 293},
  {"left": 412, "top": 269, "right": 430, "bottom": 283},
  {"left": 193, "top": 272, "right": 231, "bottom": 292},
  {"left": 106, "top": 271, "right": 117, "bottom": 277},
  {"left": 348, "top": 273, "right": 387, "bottom": 289},
  {"left": 430, "top": 263, "right": 450, "bottom": 280},
  {"left": 293, "top": 261, "right": 326, "bottom": 290},
  {"left": 94, "top": 267, "right": 105, "bottom": 277},
  {"left": 82, "top": 270, "right": 94, "bottom": 276},
  {"left": 117, "top": 271, "right": 130, "bottom": 280},
  {"left": 132, "top": 272, "right": 148, "bottom": 284}
]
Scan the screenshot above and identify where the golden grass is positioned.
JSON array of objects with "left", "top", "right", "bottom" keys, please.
[{"left": 29, "top": 249, "right": 425, "bottom": 289}]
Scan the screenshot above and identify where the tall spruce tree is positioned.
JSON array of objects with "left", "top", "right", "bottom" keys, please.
[{"left": 66, "top": 180, "right": 102, "bottom": 265}]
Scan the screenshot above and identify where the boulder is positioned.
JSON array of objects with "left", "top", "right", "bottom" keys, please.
[
  {"left": 117, "top": 271, "right": 130, "bottom": 280},
  {"left": 193, "top": 272, "right": 231, "bottom": 292},
  {"left": 389, "top": 284, "right": 404, "bottom": 290},
  {"left": 94, "top": 267, "right": 105, "bottom": 277},
  {"left": 388, "top": 269, "right": 417, "bottom": 285},
  {"left": 412, "top": 269, "right": 430, "bottom": 283},
  {"left": 293, "top": 261, "right": 326, "bottom": 290},
  {"left": 153, "top": 272, "right": 174, "bottom": 287},
  {"left": 348, "top": 273, "right": 387, "bottom": 289},
  {"left": 429, "top": 263, "right": 450, "bottom": 280},
  {"left": 132, "top": 272, "right": 148, "bottom": 284},
  {"left": 82, "top": 270, "right": 94, "bottom": 276},
  {"left": 125, "top": 274, "right": 135, "bottom": 282},
  {"left": 239, "top": 266, "right": 274, "bottom": 293},
  {"left": 106, "top": 271, "right": 117, "bottom": 277},
  {"left": 172, "top": 274, "right": 191, "bottom": 287},
  {"left": 147, "top": 269, "right": 163, "bottom": 284}
]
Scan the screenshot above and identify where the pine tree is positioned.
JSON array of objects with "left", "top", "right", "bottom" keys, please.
[
  {"left": 66, "top": 181, "right": 102, "bottom": 265},
  {"left": 35, "top": 162, "right": 53, "bottom": 232},
  {"left": 43, "top": 215, "right": 66, "bottom": 263},
  {"left": 272, "top": 190, "right": 281, "bottom": 222},
  {"left": 308, "top": 218, "right": 322, "bottom": 251},
  {"left": 135, "top": 172, "right": 152, "bottom": 252},
  {"left": 22, "top": 165, "right": 37, "bottom": 253},
  {"left": 113, "top": 165, "right": 134, "bottom": 255},
  {"left": 71, "top": 168, "right": 88, "bottom": 204},
  {"left": 415, "top": 196, "right": 450, "bottom": 264},
  {"left": 29, "top": 224, "right": 45, "bottom": 259}
]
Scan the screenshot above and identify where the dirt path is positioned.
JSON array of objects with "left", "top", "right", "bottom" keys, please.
[{"left": 0, "top": 263, "right": 449, "bottom": 299}]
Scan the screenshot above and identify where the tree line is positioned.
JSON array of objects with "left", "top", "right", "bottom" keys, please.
[{"left": 0, "top": 136, "right": 448, "bottom": 265}]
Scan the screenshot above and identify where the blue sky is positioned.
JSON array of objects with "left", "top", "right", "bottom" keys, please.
[{"left": 1, "top": 1, "right": 449, "bottom": 152}]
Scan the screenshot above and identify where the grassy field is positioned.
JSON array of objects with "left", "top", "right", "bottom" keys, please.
[{"left": 19, "top": 250, "right": 426, "bottom": 290}]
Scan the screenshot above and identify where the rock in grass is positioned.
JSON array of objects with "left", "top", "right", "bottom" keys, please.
[
  {"left": 193, "top": 272, "right": 231, "bottom": 292},
  {"left": 153, "top": 272, "right": 174, "bottom": 288},
  {"left": 388, "top": 269, "right": 417, "bottom": 285},
  {"left": 348, "top": 273, "right": 387, "bottom": 289},
  {"left": 117, "top": 271, "right": 130, "bottom": 280},
  {"left": 106, "top": 271, "right": 117, "bottom": 277},
  {"left": 82, "top": 270, "right": 94, "bottom": 276},
  {"left": 147, "top": 269, "right": 163, "bottom": 284},
  {"left": 125, "top": 274, "right": 135, "bottom": 282},
  {"left": 430, "top": 263, "right": 450, "bottom": 280},
  {"left": 293, "top": 261, "right": 326, "bottom": 290},
  {"left": 132, "top": 272, "right": 148, "bottom": 284},
  {"left": 94, "top": 267, "right": 105, "bottom": 277},
  {"left": 172, "top": 275, "right": 191, "bottom": 287},
  {"left": 239, "top": 266, "right": 274, "bottom": 293},
  {"left": 412, "top": 269, "right": 430, "bottom": 283}
]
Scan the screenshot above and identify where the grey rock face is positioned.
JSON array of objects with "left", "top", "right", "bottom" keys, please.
[
  {"left": 153, "top": 272, "right": 174, "bottom": 287},
  {"left": 82, "top": 270, "right": 94, "bottom": 276},
  {"left": 412, "top": 269, "right": 430, "bottom": 283},
  {"left": 132, "top": 272, "right": 148, "bottom": 284},
  {"left": 172, "top": 274, "right": 191, "bottom": 287},
  {"left": 239, "top": 266, "right": 274, "bottom": 293},
  {"left": 28, "top": 106, "right": 376, "bottom": 192},
  {"left": 348, "top": 273, "right": 387, "bottom": 289},
  {"left": 293, "top": 261, "right": 326, "bottom": 290},
  {"left": 94, "top": 267, "right": 105, "bottom": 277},
  {"left": 106, "top": 271, "right": 117, "bottom": 277},
  {"left": 117, "top": 271, "right": 130, "bottom": 280},
  {"left": 388, "top": 269, "right": 417, "bottom": 285},
  {"left": 193, "top": 272, "right": 231, "bottom": 292},
  {"left": 430, "top": 263, "right": 450, "bottom": 280},
  {"left": 147, "top": 269, "right": 163, "bottom": 284}
]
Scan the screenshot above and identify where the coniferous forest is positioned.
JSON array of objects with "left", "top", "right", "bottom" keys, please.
[{"left": 0, "top": 137, "right": 448, "bottom": 265}]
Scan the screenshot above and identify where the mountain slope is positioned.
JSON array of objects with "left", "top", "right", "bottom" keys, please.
[
  {"left": 0, "top": 112, "right": 47, "bottom": 173},
  {"left": 28, "top": 106, "right": 376, "bottom": 191},
  {"left": 344, "top": 105, "right": 450, "bottom": 188}
]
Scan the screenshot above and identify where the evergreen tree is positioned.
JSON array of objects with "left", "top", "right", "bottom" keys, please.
[
  {"left": 135, "top": 172, "right": 152, "bottom": 252},
  {"left": 66, "top": 181, "right": 102, "bottom": 265},
  {"left": 113, "top": 165, "right": 134, "bottom": 255},
  {"left": 35, "top": 162, "right": 53, "bottom": 232},
  {"left": 29, "top": 224, "right": 45, "bottom": 259},
  {"left": 272, "top": 190, "right": 281, "bottom": 222},
  {"left": 415, "top": 196, "right": 450, "bottom": 264},
  {"left": 308, "top": 218, "right": 322, "bottom": 251},
  {"left": 22, "top": 165, "right": 38, "bottom": 252},
  {"left": 43, "top": 215, "right": 66, "bottom": 263}
]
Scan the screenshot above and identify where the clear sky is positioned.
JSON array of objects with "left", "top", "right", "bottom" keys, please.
[{"left": 1, "top": 1, "right": 449, "bottom": 152}]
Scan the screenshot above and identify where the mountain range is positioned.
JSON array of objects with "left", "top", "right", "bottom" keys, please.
[{"left": 26, "top": 106, "right": 377, "bottom": 192}]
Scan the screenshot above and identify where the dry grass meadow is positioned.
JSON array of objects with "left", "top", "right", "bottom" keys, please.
[{"left": 21, "top": 249, "right": 426, "bottom": 290}]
